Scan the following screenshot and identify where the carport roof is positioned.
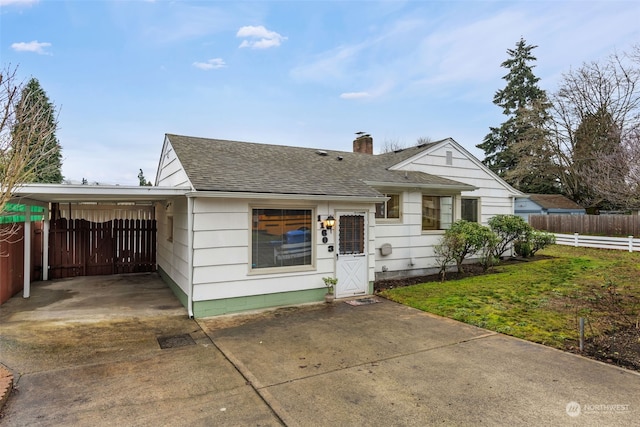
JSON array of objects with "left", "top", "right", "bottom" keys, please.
[{"left": 9, "top": 183, "right": 190, "bottom": 205}]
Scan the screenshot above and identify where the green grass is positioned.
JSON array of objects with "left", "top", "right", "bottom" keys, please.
[{"left": 380, "top": 245, "right": 640, "bottom": 349}]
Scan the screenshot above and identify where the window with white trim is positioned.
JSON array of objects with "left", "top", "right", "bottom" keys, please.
[
  {"left": 375, "top": 193, "right": 400, "bottom": 219},
  {"left": 461, "top": 198, "right": 480, "bottom": 223},
  {"left": 251, "top": 208, "right": 313, "bottom": 269},
  {"left": 422, "top": 195, "right": 453, "bottom": 231}
]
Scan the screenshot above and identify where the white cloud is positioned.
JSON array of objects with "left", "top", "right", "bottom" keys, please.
[
  {"left": 192, "top": 58, "right": 226, "bottom": 70},
  {"left": 0, "top": 0, "right": 38, "bottom": 6},
  {"left": 340, "top": 92, "right": 371, "bottom": 100},
  {"left": 11, "top": 40, "right": 51, "bottom": 55},
  {"left": 236, "top": 25, "right": 286, "bottom": 49}
]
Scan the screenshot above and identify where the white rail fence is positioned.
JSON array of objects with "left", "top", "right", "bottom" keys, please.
[{"left": 554, "top": 233, "right": 640, "bottom": 253}]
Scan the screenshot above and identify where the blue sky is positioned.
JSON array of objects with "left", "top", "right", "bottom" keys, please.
[{"left": 2, "top": 0, "right": 639, "bottom": 185}]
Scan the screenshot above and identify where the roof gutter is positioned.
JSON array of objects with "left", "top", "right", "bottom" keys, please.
[{"left": 10, "top": 183, "right": 191, "bottom": 204}]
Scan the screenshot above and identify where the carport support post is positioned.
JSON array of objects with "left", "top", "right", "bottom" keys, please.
[
  {"left": 42, "top": 205, "right": 49, "bottom": 281},
  {"left": 23, "top": 204, "right": 31, "bottom": 298}
]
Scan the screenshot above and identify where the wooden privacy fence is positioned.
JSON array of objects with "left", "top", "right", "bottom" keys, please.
[
  {"left": 0, "top": 222, "right": 43, "bottom": 304},
  {"left": 554, "top": 233, "right": 640, "bottom": 253},
  {"left": 530, "top": 214, "right": 640, "bottom": 237},
  {"left": 49, "top": 218, "right": 157, "bottom": 279}
]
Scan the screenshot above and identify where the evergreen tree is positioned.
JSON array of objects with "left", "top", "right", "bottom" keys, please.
[
  {"left": 478, "top": 38, "right": 549, "bottom": 191},
  {"left": 138, "top": 169, "right": 152, "bottom": 186},
  {"left": 505, "top": 98, "right": 561, "bottom": 194},
  {"left": 12, "top": 78, "right": 63, "bottom": 183}
]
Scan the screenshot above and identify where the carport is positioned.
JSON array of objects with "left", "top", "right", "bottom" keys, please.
[{"left": 8, "top": 183, "right": 189, "bottom": 299}]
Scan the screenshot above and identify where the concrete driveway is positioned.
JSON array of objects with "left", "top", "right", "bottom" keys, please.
[
  {"left": 1, "top": 275, "right": 639, "bottom": 426},
  {"left": 0, "top": 274, "right": 282, "bottom": 426},
  {"left": 200, "top": 299, "right": 640, "bottom": 426}
]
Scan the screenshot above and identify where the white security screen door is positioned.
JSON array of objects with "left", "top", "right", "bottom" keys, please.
[{"left": 335, "top": 212, "right": 368, "bottom": 298}]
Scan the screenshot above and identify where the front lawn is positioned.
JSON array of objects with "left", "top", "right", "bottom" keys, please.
[{"left": 379, "top": 245, "right": 640, "bottom": 369}]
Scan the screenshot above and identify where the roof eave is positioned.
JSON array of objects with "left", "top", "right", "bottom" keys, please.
[
  {"left": 10, "top": 183, "right": 191, "bottom": 204},
  {"left": 186, "top": 190, "right": 386, "bottom": 203},
  {"left": 364, "top": 181, "right": 477, "bottom": 192}
]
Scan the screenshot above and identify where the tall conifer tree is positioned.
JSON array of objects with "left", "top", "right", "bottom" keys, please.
[
  {"left": 13, "top": 78, "right": 63, "bottom": 183},
  {"left": 478, "top": 38, "right": 550, "bottom": 192}
]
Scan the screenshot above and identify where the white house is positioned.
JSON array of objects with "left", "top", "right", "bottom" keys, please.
[{"left": 154, "top": 134, "right": 523, "bottom": 317}]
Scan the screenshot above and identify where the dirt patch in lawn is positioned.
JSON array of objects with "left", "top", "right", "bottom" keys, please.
[{"left": 580, "top": 327, "right": 640, "bottom": 371}]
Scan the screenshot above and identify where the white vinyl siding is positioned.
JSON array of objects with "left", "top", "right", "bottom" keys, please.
[
  {"left": 156, "top": 197, "right": 190, "bottom": 295},
  {"left": 375, "top": 140, "right": 519, "bottom": 277},
  {"left": 156, "top": 139, "right": 191, "bottom": 187},
  {"left": 189, "top": 198, "right": 375, "bottom": 302},
  {"left": 375, "top": 192, "right": 444, "bottom": 274},
  {"left": 398, "top": 142, "right": 517, "bottom": 224}
]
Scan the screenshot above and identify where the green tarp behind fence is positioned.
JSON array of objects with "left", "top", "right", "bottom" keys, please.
[{"left": 0, "top": 203, "right": 45, "bottom": 224}]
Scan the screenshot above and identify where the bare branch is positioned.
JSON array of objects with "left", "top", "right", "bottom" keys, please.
[
  {"left": 521, "top": 46, "right": 640, "bottom": 209},
  {"left": 1, "top": 64, "right": 60, "bottom": 229}
]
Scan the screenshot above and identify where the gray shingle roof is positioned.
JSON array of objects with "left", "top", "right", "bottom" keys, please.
[
  {"left": 528, "top": 194, "right": 584, "bottom": 210},
  {"left": 167, "top": 134, "right": 473, "bottom": 198}
]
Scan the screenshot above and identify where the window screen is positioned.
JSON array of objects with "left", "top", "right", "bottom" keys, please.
[{"left": 338, "top": 215, "right": 365, "bottom": 255}]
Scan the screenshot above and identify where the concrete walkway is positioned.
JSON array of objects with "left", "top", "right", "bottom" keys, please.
[{"left": 1, "top": 274, "right": 639, "bottom": 426}]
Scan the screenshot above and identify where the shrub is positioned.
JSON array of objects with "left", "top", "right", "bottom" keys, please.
[
  {"left": 488, "top": 214, "right": 533, "bottom": 258},
  {"left": 434, "top": 237, "right": 456, "bottom": 282},
  {"left": 530, "top": 231, "right": 556, "bottom": 255},
  {"left": 513, "top": 239, "right": 533, "bottom": 257},
  {"left": 435, "top": 220, "right": 497, "bottom": 278},
  {"left": 478, "top": 232, "right": 500, "bottom": 271},
  {"left": 514, "top": 230, "right": 556, "bottom": 257}
]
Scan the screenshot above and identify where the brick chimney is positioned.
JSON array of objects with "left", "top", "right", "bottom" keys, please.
[{"left": 353, "top": 135, "right": 373, "bottom": 155}]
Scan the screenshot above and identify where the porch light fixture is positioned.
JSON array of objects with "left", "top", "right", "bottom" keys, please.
[
  {"left": 318, "top": 214, "right": 336, "bottom": 231},
  {"left": 325, "top": 215, "right": 335, "bottom": 230}
]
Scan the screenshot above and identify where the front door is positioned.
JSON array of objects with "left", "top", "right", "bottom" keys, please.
[{"left": 335, "top": 212, "right": 368, "bottom": 298}]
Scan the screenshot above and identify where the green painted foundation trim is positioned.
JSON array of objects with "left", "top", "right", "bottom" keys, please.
[
  {"left": 157, "top": 267, "right": 189, "bottom": 308},
  {"left": 194, "top": 287, "right": 327, "bottom": 318}
]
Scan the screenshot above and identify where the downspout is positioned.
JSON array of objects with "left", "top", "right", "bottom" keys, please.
[{"left": 187, "top": 195, "right": 194, "bottom": 318}]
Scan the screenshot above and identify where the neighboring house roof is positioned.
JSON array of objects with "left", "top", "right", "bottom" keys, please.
[
  {"left": 166, "top": 134, "right": 476, "bottom": 198},
  {"left": 527, "top": 194, "right": 584, "bottom": 210}
]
